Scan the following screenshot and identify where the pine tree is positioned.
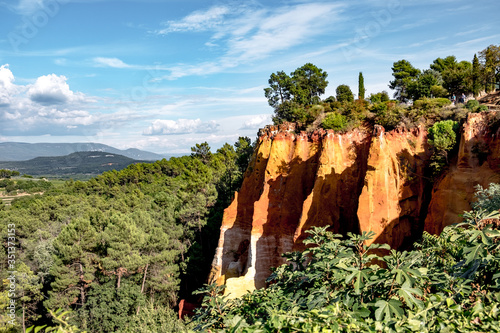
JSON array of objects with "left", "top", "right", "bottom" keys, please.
[{"left": 358, "top": 72, "right": 366, "bottom": 100}]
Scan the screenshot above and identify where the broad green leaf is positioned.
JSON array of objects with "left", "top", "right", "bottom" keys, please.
[
  {"left": 398, "top": 282, "right": 424, "bottom": 309},
  {"left": 345, "top": 268, "right": 369, "bottom": 294},
  {"left": 464, "top": 243, "right": 485, "bottom": 265},
  {"left": 446, "top": 298, "right": 455, "bottom": 307},
  {"left": 374, "top": 299, "right": 403, "bottom": 321}
]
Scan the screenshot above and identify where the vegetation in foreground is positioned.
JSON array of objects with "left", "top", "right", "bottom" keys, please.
[{"left": 191, "top": 184, "right": 500, "bottom": 332}]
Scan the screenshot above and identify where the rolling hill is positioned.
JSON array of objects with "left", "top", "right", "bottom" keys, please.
[
  {"left": 0, "top": 142, "right": 168, "bottom": 161},
  {"left": 0, "top": 151, "right": 145, "bottom": 177}
]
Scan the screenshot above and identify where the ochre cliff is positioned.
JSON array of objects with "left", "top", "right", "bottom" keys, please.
[
  {"left": 210, "top": 112, "right": 500, "bottom": 298},
  {"left": 424, "top": 112, "right": 500, "bottom": 234}
]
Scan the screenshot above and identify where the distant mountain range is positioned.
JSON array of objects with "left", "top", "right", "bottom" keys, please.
[
  {"left": 0, "top": 142, "right": 170, "bottom": 162},
  {"left": 0, "top": 151, "right": 144, "bottom": 177}
]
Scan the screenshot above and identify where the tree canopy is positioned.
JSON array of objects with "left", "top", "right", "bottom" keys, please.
[{"left": 264, "top": 63, "right": 328, "bottom": 124}]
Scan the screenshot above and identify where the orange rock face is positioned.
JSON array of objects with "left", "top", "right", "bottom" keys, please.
[
  {"left": 357, "top": 124, "right": 431, "bottom": 248},
  {"left": 210, "top": 112, "right": 500, "bottom": 298},
  {"left": 424, "top": 112, "right": 500, "bottom": 234}
]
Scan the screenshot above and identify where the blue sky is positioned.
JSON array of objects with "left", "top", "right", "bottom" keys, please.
[{"left": 0, "top": 0, "right": 498, "bottom": 154}]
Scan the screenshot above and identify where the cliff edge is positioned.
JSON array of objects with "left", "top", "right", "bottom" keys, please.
[{"left": 210, "top": 112, "right": 500, "bottom": 298}]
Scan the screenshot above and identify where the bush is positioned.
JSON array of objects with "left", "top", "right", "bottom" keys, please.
[
  {"left": 465, "top": 99, "right": 488, "bottom": 112},
  {"left": 321, "top": 112, "right": 348, "bottom": 131},
  {"left": 369, "top": 91, "right": 390, "bottom": 104},
  {"left": 428, "top": 120, "right": 459, "bottom": 152},
  {"left": 272, "top": 101, "right": 309, "bottom": 125},
  {"left": 372, "top": 101, "right": 405, "bottom": 130},
  {"left": 428, "top": 120, "right": 459, "bottom": 175},
  {"left": 470, "top": 183, "right": 500, "bottom": 213},
  {"left": 465, "top": 99, "right": 480, "bottom": 110},
  {"left": 413, "top": 97, "right": 451, "bottom": 111}
]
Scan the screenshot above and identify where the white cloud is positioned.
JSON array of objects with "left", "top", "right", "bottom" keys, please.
[
  {"left": 0, "top": 64, "right": 16, "bottom": 106},
  {"left": 27, "top": 73, "right": 84, "bottom": 105},
  {"left": 143, "top": 118, "right": 220, "bottom": 135},
  {"left": 0, "top": 65, "right": 100, "bottom": 136},
  {"left": 240, "top": 114, "right": 272, "bottom": 129},
  {"left": 93, "top": 57, "right": 132, "bottom": 68}
]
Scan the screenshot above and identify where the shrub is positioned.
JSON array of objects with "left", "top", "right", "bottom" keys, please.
[
  {"left": 321, "top": 112, "right": 348, "bottom": 131},
  {"left": 272, "top": 101, "right": 309, "bottom": 125},
  {"left": 372, "top": 101, "right": 405, "bottom": 130},
  {"left": 413, "top": 97, "right": 451, "bottom": 111},
  {"left": 465, "top": 99, "right": 480, "bottom": 110},
  {"left": 470, "top": 183, "right": 500, "bottom": 213},
  {"left": 428, "top": 120, "right": 459, "bottom": 152},
  {"left": 428, "top": 120, "right": 459, "bottom": 175}
]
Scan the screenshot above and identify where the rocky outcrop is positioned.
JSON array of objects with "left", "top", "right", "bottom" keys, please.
[
  {"left": 210, "top": 112, "right": 500, "bottom": 298},
  {"left": 424, "top": 112, "right": 500, "bottom": 234}
]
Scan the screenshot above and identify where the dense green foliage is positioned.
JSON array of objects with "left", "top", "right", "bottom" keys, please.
[
  {"left": 266, "top": 44, "right": 497, "bottom": 134},
  {"left": 0, "top": 138, "right": 253, "bottom": 333},
  {"left": 389, "top": 60, "right": 421, "bottom": 102},
  {"left": 389, "top": 45, "right": 500, "bottom": 101},
  {"left": 0, "top": 170, "right": 20, "bottom": 178},
  {"left": 336, "top": 84, "right": 354, "bottom": 103},
  {"left": 264, "top": 63, "right": 328, "bottom": 125},
  {"left": 427, "top": 120, "right": 459, "bottom": 175},
  {"left": 321, "top": 112, "right": 348, "bottom": 131},
  {"left": 192, "top": 184, "right": 500, "bottom": 332},
  {"left": 479, "top": 45, "right": 500, "bottom": 93}
]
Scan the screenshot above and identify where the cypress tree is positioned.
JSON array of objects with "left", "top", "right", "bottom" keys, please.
[
  {"left": 472, "top": 54, "right": 481, "bottom": 97},
  {"left": 358, "top": 72, "right": 366, "bottom": 100}
]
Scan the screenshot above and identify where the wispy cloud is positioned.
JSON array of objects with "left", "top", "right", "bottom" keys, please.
[
  {"left": 155, "top": 6, "right": 230, "bottom": 34},
  {"left": 143, "top": 118, "right": 220, "bottom": 135},
  {"left": 409, "top": 37, "right": 446, "bottom": 48},
  {"left": 454, "top": 34, "right": 500, "bottom": 47},
  {"left": 93, "top": 57, "right": 132, "bottom": 69},
  {"left": 155, "top": 2, "right": 344, "bottom": 80}
]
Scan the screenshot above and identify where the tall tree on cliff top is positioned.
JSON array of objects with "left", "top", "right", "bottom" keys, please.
[
  {"left": 264, "top": 71, "right": 292, "bottom": 108},
  {"left": 389, "top": 59, "right": 420, "bottom": 102},
  {"left": 472, "top": 54, "right": 482, "bottom": 96},
  {"left": 265, "top": 63, "right": 328, "bottom": 124},
  {"left": 358, "top": 72, "right": 366, "bottom": 100},
  {"left": 479, "top": 44, "right": 500, "bottom": 92},
  {"left": 290, "top": 63, "right": 328, "bottom": 105},
  {"left": 430, "top": 55, "right": 472, "bottom": 95}
]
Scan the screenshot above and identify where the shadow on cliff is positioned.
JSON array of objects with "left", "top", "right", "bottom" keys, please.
[
  {"left": 370, "top": 147, "right": 433, "bottom": 250},
  {"left": 253, "top": 136, "right": 371, "bottom": 288},
  {"left": 214, "top": 149, "right": 270, "bottom": 284}
]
